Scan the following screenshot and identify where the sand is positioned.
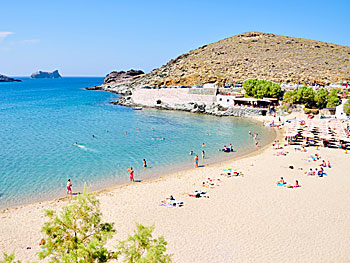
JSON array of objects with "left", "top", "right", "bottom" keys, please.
[{"left": 0, "top": 114, "right": 349, "bottom": 262}]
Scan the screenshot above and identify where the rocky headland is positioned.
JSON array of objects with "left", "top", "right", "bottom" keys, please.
[
  {"left": 30, "top": 70, "right": 62, "bottom": 79},
  {"left": 0, "top": 74, "right": 21, "bottom": 82},
  {"left": 92, "top": 31, "right": 350, "bottom": 117},
  {"left": 96, "top": 32, "right": 350, "bottom": 94}
]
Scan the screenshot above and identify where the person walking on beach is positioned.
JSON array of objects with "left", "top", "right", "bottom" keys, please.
[
  {"left": 127, "top": 167, "right": 134, "bottom": 182},
  {"left": 67, "top": 179, "right": 72, "bottom": 195},
  {"left": 194, "top": 155, "right": 199, "bottom": 168}
]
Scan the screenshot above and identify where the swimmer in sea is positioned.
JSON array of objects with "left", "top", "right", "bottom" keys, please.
[
  {"left": 92, "top": 135, "right": 95, "bottom": 138},
  {"left": 74, "top": 142, "right": 78, "bottom": 146},
  {"left": 67, "top": 179, "right": 72, "bottom": 195},
  {"left": 202, "top": 143, "right": 206, "bottom": 147},
  {"left": 143, "top": 159, "right": 147, "bottom": 168},
  {"left": 127, "top": 167, "right": 134, "bottom": 182},
  {"left": 189, "top": 151, "right": 193, "bottom": 155},
  {"left": 249, "top": 130, "right": 251, "bottom": 135}
]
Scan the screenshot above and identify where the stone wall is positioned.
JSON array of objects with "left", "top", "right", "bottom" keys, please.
[{"left": 132, "top": 88, "right": 217, "bottom": 107}]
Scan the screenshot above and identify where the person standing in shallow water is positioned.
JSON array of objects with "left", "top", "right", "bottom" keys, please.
[
  {"left": 202, "top": 150, "right": 205, "bottom": 159},
  {"left": 127, "top": 167, "right": 134, "bottom": 182},
  {"left": 143, "top": 159, "right": 147, "bottom": 168},
  {"left": 66, "top": 179, "right": 72, "bottom": 195},
  {"left": 194, "top": 155, "right": 199, "bottom": 168}
]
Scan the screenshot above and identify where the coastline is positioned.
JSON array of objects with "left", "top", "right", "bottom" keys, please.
[
  {"left": 1, "top": 113, "right": 350, "bottom": 262},
  {"left": 0, "top": 115, "right": 277, "bottom": 212}
]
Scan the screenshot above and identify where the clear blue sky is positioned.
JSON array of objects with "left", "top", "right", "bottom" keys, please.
[{"left": 1, "top": 0, "right": 349, "bottom": 76}]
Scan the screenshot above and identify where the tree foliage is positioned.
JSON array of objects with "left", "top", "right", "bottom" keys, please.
[
  {"left": 314, "top": 88, "right": 328, "bottom": 108},
  {"left": 0, "top": 253, "right": 21, "bottom": 263},
  {"left": 283, "top": 86, "right": 340, "bottom": 109},
  {"left": 243, "top": 79, "right": 282, "bottom": 99},
  {"left": 37, "top": 188, "right": 171, "bottom": 263},
  {"left": 2, "top": 189, "right": 171, "bottom": 263},
  {"left": 326, "top": 88, "right": 341, "bottom": 107},
  {"left": 39, "top": 188, "right": 116, "bottom": 263},
  {"left": 117, "top": 224, "right": 172, "bottom": 263},
  {"left": 343, "top": 99, "right": 350, "bottom": 115}
]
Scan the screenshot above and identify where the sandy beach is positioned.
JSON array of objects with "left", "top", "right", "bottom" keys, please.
[{"left": 0, "top": 114, "right": 349, "bottom": 263}]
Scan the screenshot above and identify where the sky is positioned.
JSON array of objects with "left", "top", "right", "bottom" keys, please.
[{"left": 0, "top": 0, "right": 349, "bottom": 76}]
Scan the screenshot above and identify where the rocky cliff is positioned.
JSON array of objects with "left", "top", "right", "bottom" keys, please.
[
  {"left": 104, "top": 69, "right": 144, "bottom": 84},
  {"left": 98, "top": 32, "right": 350, "bottom": 94},
  {"left": 0, "top": 74, "right": 21, "bottom": 82},
  {"left": 31, "top": 70, "right": 62, "bottom": 78}
]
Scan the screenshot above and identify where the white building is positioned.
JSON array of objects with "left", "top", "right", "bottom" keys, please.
[{"left": 335, "top": 99, "right": 349, "bottom": 119}]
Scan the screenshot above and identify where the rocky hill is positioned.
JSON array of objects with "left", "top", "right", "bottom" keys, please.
[
  {"left": 0, "top": 74, "right": 21, "bottom": 82},
  {"left": 98, "top": 32, "right": 350, "bottom": 93},
  {"left": 104, "top": 69, "right": 144, "bottom": 84},
  {"left": 31, "top": 70, "right": 61, "bottom": 78}
]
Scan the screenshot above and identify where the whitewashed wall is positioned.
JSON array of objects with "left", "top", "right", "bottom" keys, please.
[{"left": 132, "top": 88, "right": 217, "bottom": 106}]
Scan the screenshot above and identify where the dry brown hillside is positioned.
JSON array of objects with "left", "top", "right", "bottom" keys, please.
[{"left": 103, "top": 32, "right": 350, "bottom": 89}]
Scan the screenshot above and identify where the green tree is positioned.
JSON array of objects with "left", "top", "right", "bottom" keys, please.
[
  {"left": 327, "top": 88, "right": 340, "bottom": 107},
  {"left": 243, "top": 79, "right": 281, "bottom": 99},
  {"left": 2, "top": 190, "right": 171, "bottom": 263},
  {"left": 39, "top": 188, "right": 116, "bottom": 263},
  {"left": 283, "top": 90, "right": 298, "bottom": 104},
  {"left": 242, "top": 79, "right": 258, "bottom": 97},
  {"left": 314, "top": 88, "right": 328, "bottom": 108},
  {"left": 343, "top": 99, "right": 350, "bottom": 115},
  {"left": 117, "top": 224, "right": 171, "bottom": 263},
  {"left": 296, "top": 86, "right": 315, "bottom": 107}
]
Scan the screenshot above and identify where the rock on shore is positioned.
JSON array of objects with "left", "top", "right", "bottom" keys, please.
[
  {"left": 104, "top": 69, "right": 144, "bottom": 84},
  {"left": 0, "top": 74, "right": 21, "bottom": 82},
  {"left": 30, "top": 70, "right": 62, "bottom": 79}
]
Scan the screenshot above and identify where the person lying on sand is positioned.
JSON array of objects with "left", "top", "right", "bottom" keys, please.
[{"left": 287, "top": 180, "right": 301, "bottom": 188}]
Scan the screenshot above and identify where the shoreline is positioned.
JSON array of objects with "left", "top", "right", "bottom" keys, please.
[
  {"left": 1, "top": 113, "right": 350, "bottom": 262},
  {"left": 0, "top": 115, "right": 277, "bottom": 212}
]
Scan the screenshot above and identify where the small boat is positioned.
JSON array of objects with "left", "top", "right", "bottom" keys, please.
[{"left": 132, "top": 106, "right": 143, "bottom": 110}]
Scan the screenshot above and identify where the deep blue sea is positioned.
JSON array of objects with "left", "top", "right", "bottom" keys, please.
[{"left": 0, "top": 77, "right": 275, "bottom": 208}]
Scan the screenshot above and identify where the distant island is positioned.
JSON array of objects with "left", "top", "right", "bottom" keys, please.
[
  {"left": 0, "top": 74, "right": 21, "bottom": 82},
  {"left": 31, "top": 70, "right": 62, "bottom": 79}
]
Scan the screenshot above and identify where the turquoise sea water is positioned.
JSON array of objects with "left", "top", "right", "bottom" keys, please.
[{"left": 0, "top": 78, "right": 275, "bottom": 208}]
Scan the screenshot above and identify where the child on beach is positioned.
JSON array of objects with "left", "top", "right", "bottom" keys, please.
[{"left": 67, "top": 179, "right": 72, "bottom": 195}]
